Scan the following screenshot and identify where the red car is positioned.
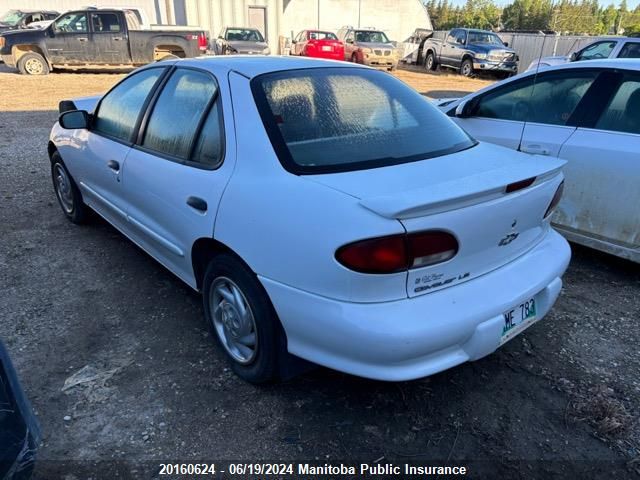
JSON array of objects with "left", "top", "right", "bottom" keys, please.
[{"left": 291, "top": 29, "right": 344, "bottom": 61}]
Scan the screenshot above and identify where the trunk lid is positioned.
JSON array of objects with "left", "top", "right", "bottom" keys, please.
[{"left": 309, "top": 142, "right": 565, "bottom": 297}]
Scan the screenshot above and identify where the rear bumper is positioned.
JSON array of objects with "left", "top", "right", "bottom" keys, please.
[
  {"left": 305, "top": 51, "right": 344, "bottom": 61},
  {"left": 473, "top": 59, "right": 518, "bottom": 73},
  {"left": 260, "top": 228, "right": 570, "bottom": 381}
]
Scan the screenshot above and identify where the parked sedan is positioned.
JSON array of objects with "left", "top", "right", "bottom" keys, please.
[
  {"left": 49, "top": 57, "right": 569, "bottom": 383},
  {"left": 291, "top": 30, "right": 344, "bottom": 61},
  {"left": 436, "top": 59, "right": 640, "bottom": 263},
  {"left": 214, "top": 27, "right": 269, "bottom": 55}
]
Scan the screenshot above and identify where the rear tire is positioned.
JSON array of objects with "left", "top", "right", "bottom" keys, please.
[
  {"left": 351, "top": 53, "right": 359, "bottom": 64},
  {"left": 17, "top": 52, "right": 49, "bottom": 75},
  {"left": 50, "top": 152, "right": 87, "bottom": 224},
  {"left": 202, "top": 254, "right": 285, "bottom": 384},
  {"left": 460, "top": 58, "right": 474, "bottom": 77}
]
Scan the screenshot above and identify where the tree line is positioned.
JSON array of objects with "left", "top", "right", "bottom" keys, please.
[{"left": 424, "top": 0, "right": 640, "bottom": 35}]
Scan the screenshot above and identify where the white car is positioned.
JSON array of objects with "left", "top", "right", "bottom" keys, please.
[
  {"left": 436, "top": 59, "right": 640, "bottom": 263},
  {"left": 527, "top": 38, "right": 640, "bottom": 72},
  {"left": 49, "top": 57, "right": 569, "bottom": 383}
]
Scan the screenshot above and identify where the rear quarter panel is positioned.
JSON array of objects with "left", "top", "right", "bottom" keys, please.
[
  {"left": 214, "top": 72, "right": 408, "bottom": 303},
  {"left": 128, "top": 31, "right": 200, "bottom": 63}
]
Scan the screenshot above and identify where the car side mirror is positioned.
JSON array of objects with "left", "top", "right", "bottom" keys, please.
[
  {"left": 455, "top": 98, "right": 476, "bottom": 118},
  {"left": 570, "top": 51, "right": 578, "bottom": 61},
  {"left": 59, "top": 110, "right": 89, "bottom": 129},
  {"left": 503, "top": 41, "right": 509, "bottom": 47},
  {"left": 346, "top": 38, "right": 353, "bottom": 44}
]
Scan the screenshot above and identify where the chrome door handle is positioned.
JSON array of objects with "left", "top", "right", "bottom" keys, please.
[
  {"left": 78, "top": 37, "right": 88, "bottom": 42},
  {"left": 113, "top": 37, "right": 123, "bottom": 41}
]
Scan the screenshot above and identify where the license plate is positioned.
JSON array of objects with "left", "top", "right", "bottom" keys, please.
[
  {"left": 500, "top": 297, "right": 537, "bottom": 345},
  {"left": 322, "top": 46, "right": 332, "bottom": 51}
]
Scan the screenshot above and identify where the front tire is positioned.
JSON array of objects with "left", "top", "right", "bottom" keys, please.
[
  {"left": 50, "top": 152, "right": 87, "bottom": 224},
  {"left": 202, "top": 254, "right": 284, "bottom": 384},
  {"left": 17, "top": 52, "right": 50, "bottom": 75},
  {"left": 351, "top": 52, "right": 359, "bottom": 64},
  {"left": 460, "top": 58, "right": 474, "bottom": 77}
]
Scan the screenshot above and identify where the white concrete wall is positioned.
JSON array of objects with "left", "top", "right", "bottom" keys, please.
[
  {"left": 182, "top": 0, "right": 432, "bottom": 52},
  {"left": 184, "top": 0, "right": 284, "bottom": 54},
  {"left": 282, "top": 0, "right": 432, "bottom": 43},
  {"left": 1, "top": 0, "right": 168, "bottom": 23}
]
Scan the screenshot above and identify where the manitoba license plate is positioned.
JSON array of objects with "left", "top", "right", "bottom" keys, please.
[{"left": 500, "top": 297, "right": 537, "bottom": 345}]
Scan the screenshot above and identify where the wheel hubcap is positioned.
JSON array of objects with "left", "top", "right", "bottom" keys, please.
[
  {"left": 210, "top": 277, "right": 257, "bottom": 364},
  {"left": 25, "top": 58, "right": 43, "bottom": 74},
  {"left": 54, "top": 164, "right": 74, "bottom": 214}
]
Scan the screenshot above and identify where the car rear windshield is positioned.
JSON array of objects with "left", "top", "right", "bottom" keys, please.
[
  {"left": 251, "top": 68, "right": 476, "bottom": 174},
  {"left": 310, "top": 31, "right": 338, "bottom": 40}
]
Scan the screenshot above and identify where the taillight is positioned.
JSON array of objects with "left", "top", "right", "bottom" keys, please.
[
  {"left": 506, "top": 176, "right": 536, "bottom": 193},
  {"left": 198, "top": 33, "right": 208, "bottom": 50},
  {"left": 544, "top": 181, "right": 564, "bottom": 218},
  {"left": 336, "top": 235, "right": 407, "bottom": 274},
  {"left": 336, "top": 231, "right": 458, "bottom": 274}
]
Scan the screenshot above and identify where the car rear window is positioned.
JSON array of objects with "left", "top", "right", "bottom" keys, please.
[{"left": 251, "top": 68, "right": 475, "bottom": 174}]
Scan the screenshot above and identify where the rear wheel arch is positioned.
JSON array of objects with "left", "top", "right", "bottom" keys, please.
[
  {"left": 192, "top": 237, "right": 249, "bottom": 291},
  {"left": 153, "top": 44, "right": 186, "bottom": 61}
]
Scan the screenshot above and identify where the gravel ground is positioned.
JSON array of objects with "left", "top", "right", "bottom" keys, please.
[{"left": 0, "top": 62, "right": 638, "bottom": 479}]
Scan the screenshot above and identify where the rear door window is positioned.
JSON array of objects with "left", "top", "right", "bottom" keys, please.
[
  {"left": 91, "top": 12, "right": 121, "bottom": 33},
  {"left": 594, "top": 74, "right": 640, "bottom": 134},
  {"left": 93, "top": 67, "right": 165, "bottom": 142},
  {"left": 142, "top": 69, "right": 220, "bottom": 163},
  {"left": 618, "top": 42, "right": 640, "bottom": 59}
]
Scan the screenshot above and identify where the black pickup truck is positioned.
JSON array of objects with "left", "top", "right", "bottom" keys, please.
[
  {"left": 420, "top": 28, "right": 518, "bottom": 77},
  {"left": 0, "top": 9, "right": 207, "bottom": 75}
]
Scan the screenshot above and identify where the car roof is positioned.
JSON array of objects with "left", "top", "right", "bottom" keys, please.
[
  {"left": 169, "top": 55, "right": 367, "bottom": 78},
  {"left": 533, "top": 58, "right": 640, "bottom": 72}
]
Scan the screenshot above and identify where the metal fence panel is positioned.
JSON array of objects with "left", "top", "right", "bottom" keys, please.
[{"left": 497, "top": 33, "right": 609, "bottom": 72}]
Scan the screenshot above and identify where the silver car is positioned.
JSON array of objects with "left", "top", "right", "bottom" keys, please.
[{"left": 214, "top": 26, "right": 270, "bottom": 55}]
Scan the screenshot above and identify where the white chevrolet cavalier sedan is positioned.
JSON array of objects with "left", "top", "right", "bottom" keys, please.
[{"left": 49, "top": 56, "right": 570, "bottom": 383}]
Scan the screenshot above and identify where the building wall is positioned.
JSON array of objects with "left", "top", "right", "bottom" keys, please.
[
  {"left": 1, "top": 0, "right": 168, "bottom": 24},
  {"left": 281, "top": 0, "right": 432, "bottom": 42},
  {"left": 183, "top": 0, "right": 432, "bottom": 52},
  {"left": 183, "top": 0, "right": 284, "bottom": 55}
]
